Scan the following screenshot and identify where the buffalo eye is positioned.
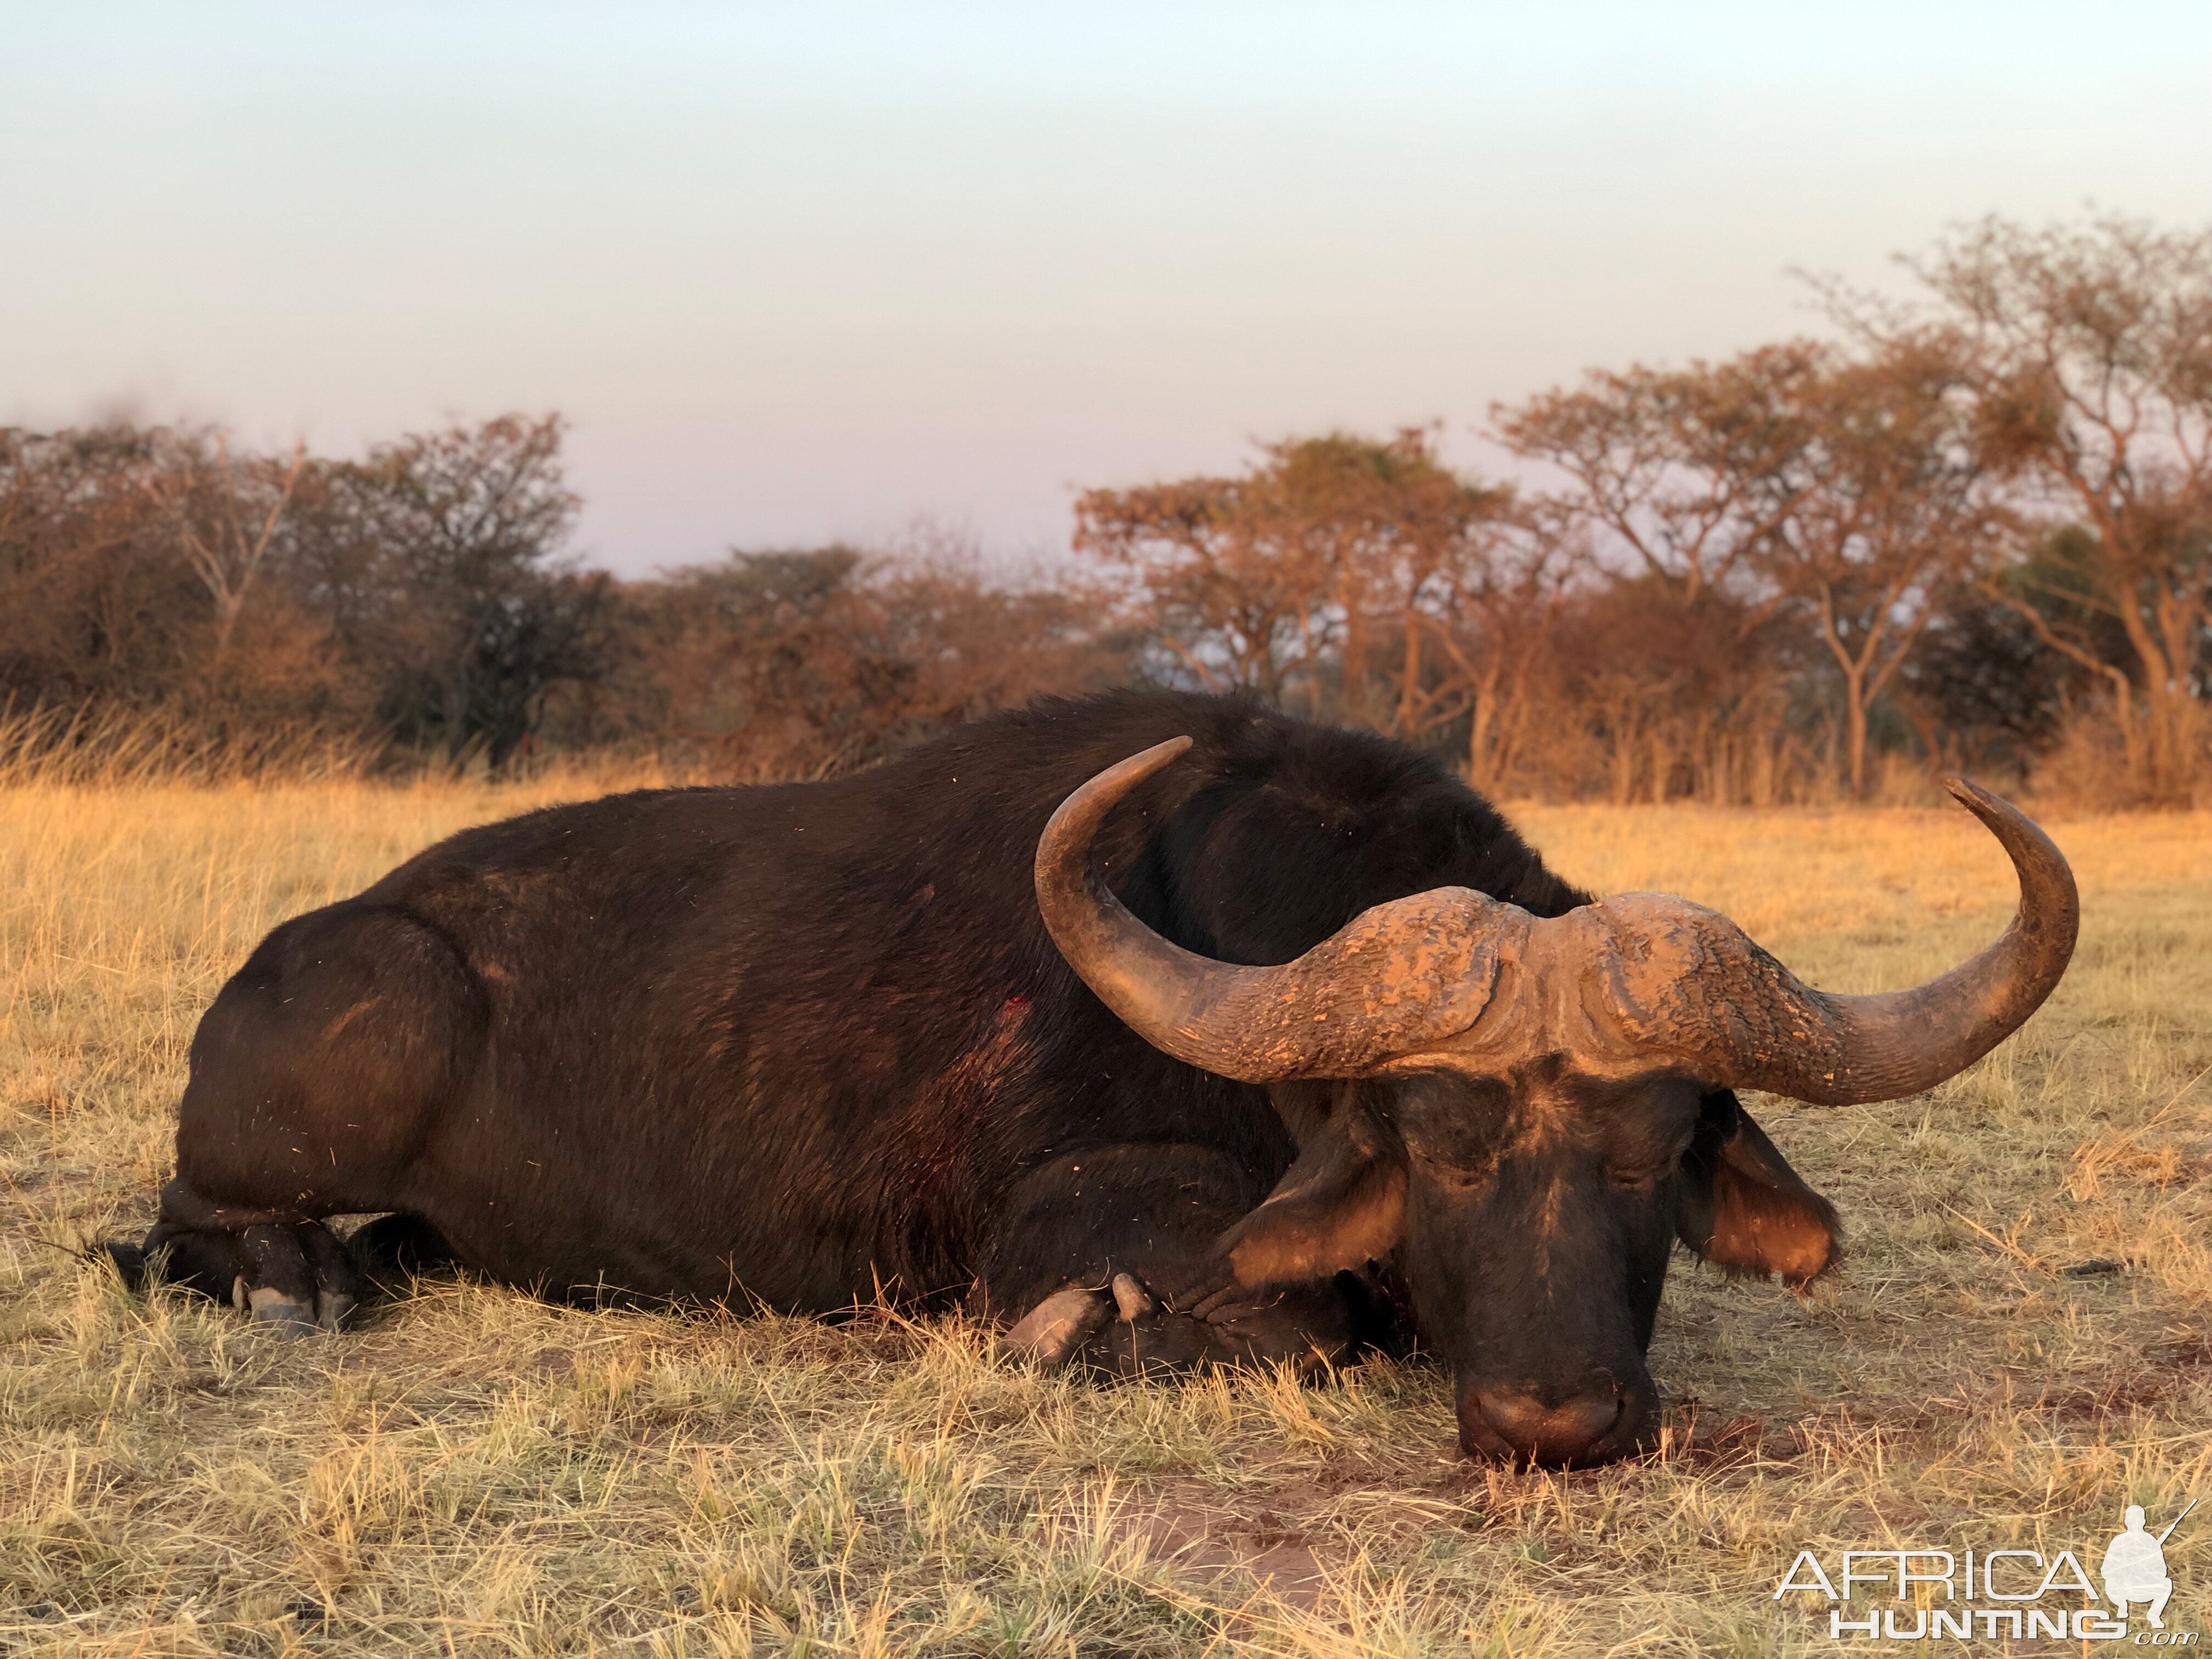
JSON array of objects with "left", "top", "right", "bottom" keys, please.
[
  {"left": 1607, "top": 1157, "right": 1678, "bottom": 1192},
  {"left": 1384, "top": 1073, "right": 1509, "bottom": 1175},
  {"left": 1600, "top": 1084, "right": 1702, "bottom": 1189}
]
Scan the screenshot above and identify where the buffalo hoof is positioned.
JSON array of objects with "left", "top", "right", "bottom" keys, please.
[
  {"left": 238, "top": 1280, "right": 320, "bottom": 1339},
  {"left": 101, "top": 1240, "right": 149, "bottom": 1289},
  {"left": 314, "top": 1288, "right": 357, "bottom": 1332},
  {"left": 123, "top": 1214, "right": 361, "bottom": 1334},
  {"left": 1110, "top": 1272, "right": 1155, "bottom": 1321},
  {"left": 1003, "top": 1284, "right": 1114, "bottom": 1367}
]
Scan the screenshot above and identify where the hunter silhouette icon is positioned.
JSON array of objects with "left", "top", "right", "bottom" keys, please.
[{"left": 2103, "top": 1500, "right": 2195, "bottom": 1628}]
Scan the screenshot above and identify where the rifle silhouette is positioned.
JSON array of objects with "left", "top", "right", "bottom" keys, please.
[{"left": 2155, "top": 1498, "right": 2198, "bottom": 1546}]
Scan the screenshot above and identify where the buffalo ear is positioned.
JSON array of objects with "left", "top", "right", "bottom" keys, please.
[
  {"left": 1677, "top": 1092, "right": 1839, "bottom": 1289},
  {"left": 1214, "top": 1096, "right": 1406, "bottom": 1289}
]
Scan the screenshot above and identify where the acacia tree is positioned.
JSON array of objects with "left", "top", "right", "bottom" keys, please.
[
  {"left": 1271, "top": 430, "right": 1513, "bottom": 738},
  {"left": 1870, "top": 215, "right": 2212, "bottom": 802},
  {"left": 0, "top": 426, "right": 193, "bottom": 706},
  {"left": 282, "top": 414, "right": 605, "bottom": 767},
  {"left": 1757, "top": 341, "right": 2000, "bottom": 798},
  {"left": 1411, "top": 497, "right": 1573, "bottom": 789},
  {"left": 1496, "top": 342, "right": 1828, "bottom": 609},
  {"left": 142, "top": 432, "right": 304, "bottom": 666},
  {"left": 0, "top": 425, "right": 342, "bottom": 726},
  {"left": 1073, "top": 458, "right": 1330, "bottom": 704},
  {"left": 588, "top": 545, "right": 1127, "bottom": 777},
  {"left": 1074, "top": 430, "right": 1513, "bottom": 735},
  {"left": 1496, "top": 343, "right": 1828, "bottom": 799}
]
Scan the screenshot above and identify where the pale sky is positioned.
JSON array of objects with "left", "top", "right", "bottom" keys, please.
[{"left": 4, "top": 3, "right": 2207, "bottom": 573}]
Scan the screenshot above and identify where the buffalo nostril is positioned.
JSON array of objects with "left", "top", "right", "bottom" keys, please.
[{"left": 1469, "top": 1385, "right": 1627, "bottom": 1466}]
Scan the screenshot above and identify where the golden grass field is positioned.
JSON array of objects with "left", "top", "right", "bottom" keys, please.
[{"left": 2, "top": 772, "right": 2208, "bottom": 1656}]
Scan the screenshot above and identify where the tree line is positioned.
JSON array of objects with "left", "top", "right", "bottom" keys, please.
[{"left": 4, "top": 214, "right": 2207, "bottom": 803}]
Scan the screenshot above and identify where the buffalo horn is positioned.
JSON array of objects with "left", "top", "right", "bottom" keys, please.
[
  {"left": 1037, "top": 742, "right": 2079, "bottom": 1104},
  {"left": 1031, "top": 737, "right": 1509, "bottom": 1082},
  {"left": 1609, "top": 777, "right": 2078, "bottom": 1105}
]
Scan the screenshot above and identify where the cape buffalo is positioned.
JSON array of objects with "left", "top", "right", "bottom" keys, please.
[{"left": 112, "top": 690, "right": 2076, "bottom": 1467}]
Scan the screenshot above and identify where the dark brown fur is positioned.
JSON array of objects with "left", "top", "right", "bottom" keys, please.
[{"left": 116, "top": 691, "right": 1838, "bottom": 1463}]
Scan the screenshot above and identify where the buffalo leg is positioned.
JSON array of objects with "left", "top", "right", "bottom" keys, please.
[
  {"left": 980, "top": 1142, "right": 1362, "bottom": 1376},
  {"left": 134, "top": 1205, "right": 360, "bottom": 1336},
  {"left": 347, "top": 1212, "right": 460, "bottom": 1293},
  {"left": 1002, "top": 1283, "right": 1117, "bottom": 1365},
  {"left": 114, "top": 900, "right": 484, "bottom": 1331}
]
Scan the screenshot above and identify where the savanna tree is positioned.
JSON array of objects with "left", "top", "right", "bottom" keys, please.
[{"left": 1867, "top": 215, "right": 2212, "bottom": 802}]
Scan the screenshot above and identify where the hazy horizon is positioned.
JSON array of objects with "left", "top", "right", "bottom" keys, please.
[{"left": 6, "top": 3, "right": 2208, "bottom": 573}]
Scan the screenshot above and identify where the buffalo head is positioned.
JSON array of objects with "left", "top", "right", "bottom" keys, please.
[{"left": 1034, "top": 737, "right": 2077, "bottom": 1467}]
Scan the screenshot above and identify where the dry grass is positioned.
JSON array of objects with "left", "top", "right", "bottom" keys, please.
[
  {"left": 0, "top": 706, "right": 383, "bottom": 792},
  {"left": 3, "top": 777, "right": 2209, "bottom": 1655}
]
